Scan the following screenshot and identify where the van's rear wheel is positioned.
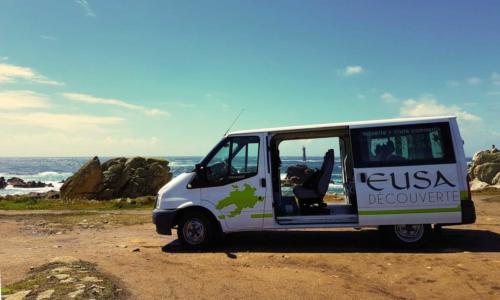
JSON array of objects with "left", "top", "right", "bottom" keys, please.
[
  {"left": 380, "top": 224, "right": 431, "bottom": 248},
  {"left": 177, "top": 212, "right": 214, "bottom": 250}
]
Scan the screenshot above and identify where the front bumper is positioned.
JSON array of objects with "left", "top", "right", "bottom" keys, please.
[{"left": 152, "top": 209, "right": 177, "bottom": 235}]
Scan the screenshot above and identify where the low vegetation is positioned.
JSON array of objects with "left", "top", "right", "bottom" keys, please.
[
  {"left": 0, "top": 195, "right": 156, "bottom": 211},
  {"left": 1, "top": 258, "right": 124, "bottom": 299}
]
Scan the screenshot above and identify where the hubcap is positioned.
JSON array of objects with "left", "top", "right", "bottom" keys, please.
[
  {"left": 183, "top": 219, "right": 206, "bottom": 245},
  {"left": 394, "top": 224, "right": 424, "bottom": 243}
]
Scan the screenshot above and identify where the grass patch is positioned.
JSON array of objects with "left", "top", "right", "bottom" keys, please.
[
  {"left": 0, "top": 196, "right": 155, "bottom": 211},
  {"left": 43, "top": 212, "right": 151, "bottom": 227},
  {"left": 2, "top": 260, "right": 124, "bottom": 299}
]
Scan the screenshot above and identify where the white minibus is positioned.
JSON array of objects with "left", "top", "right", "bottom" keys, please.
[{"left": 153, "top": 116, "right": 475, "bottom": 248}]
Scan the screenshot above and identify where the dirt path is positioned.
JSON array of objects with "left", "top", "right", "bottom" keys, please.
[{"left": 1, "top": 195, "right": 500, "bottom": 299}]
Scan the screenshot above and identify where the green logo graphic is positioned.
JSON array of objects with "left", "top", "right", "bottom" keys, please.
[{"left": 216, "top": 184, "right": 264, "bottom": 219}]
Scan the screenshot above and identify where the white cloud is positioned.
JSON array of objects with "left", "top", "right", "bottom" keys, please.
[
  {"left": 466, "top": 77, "right": 481, "bottom": 85},
  {"left": 0, "top": 56, "right": 8, "bottom": 61},
  {"left": 76, "top": 0, "right": 96, "bottom": 17},
  {"left": 62, "top": 92, "right": 169, "bottom": 116},
  {"left": 380, "top": 92, "right": 398, "bottom": 103},
  {"left": 343, "top": 65, "right": 364, "bottom": 76},
  {"left": 0, "top": 90, "right": 51, "bottom": 110},
  {"left": 0, "top": 132, "right": 164, "bottom": 156},
  {"left": 0, "top": 63, "right": 64, "bottom": 86},
  {"left": 486, "top": 91, "right": 500, "bottom": 96},
  {"left": 40, "top": 35, "right": 57, "bottom": 41},
  {"left": 447, "top": 80, "right": 460, "bottom": 87},
  {"left": 0, "top": 112, "right": 123, "bottom": 132},
  {"left": 356, "top": 94, "right": 366, "bottom": 99},
  {"left": 491, "top": 72, "right": 500, "bottom": 86},
  {"left": 164, "top": 101, "right": 197, "bottom": 108},
  {"left": 400, "top": 95, "right": 481, "bottom": 123}
]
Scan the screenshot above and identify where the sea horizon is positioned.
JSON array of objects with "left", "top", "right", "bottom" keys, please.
[{"left": 0, "top": 155, "right": 347, "bottom": 196}]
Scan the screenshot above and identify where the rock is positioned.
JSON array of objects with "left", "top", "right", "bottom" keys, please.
[
  {"left": 52, "top": 266, "right": 73, "bottom": 273},
  {"left": 54, "top": 273, "right": 70, "bottom": 280},
  {"left": 472, "top": 151, "right": 500, "bottom": 165},
  {"left": 60, "top": 277, "right": 76, "bottom": 283},
  {"left": 60, "top": 156, "right": 103, "bottom": 199},
  {"left": 492, "top": 172, "right": 500, "bottom": 185},
  {"left": 81, "top": 276, "right": 103, "bottom": 283},
  {"left": 131, "top": 247, "right": 140, "bottom": 252},
  {"left": 60, "top": 156, "right": 172, "bottom": 200},
  {"left": 7, "top": 177, "right": 25, "bottom": 186},
  {"left": 0, "top": 176, "right": 6, "bottom": 189},
  {"left": 474, "top": 163, "right": 500, "bottom": 184},
  {"left": 6, "top": 177, "right": 51, "bottom": 188},
  {"left": 470, "top": 179, "right": 490, "bottom": 191},
  {"left": 468, "top": 150, "right": 500, "bottom": 182},
  {"left": 284, "top": 164, "right": 315, "bottom": 186},
  {"left": 4, "top": 290, "right": 31, "bottom": 300},
  {"left": 36, "top": 289, "right": 55, "bottom": 300},
  {"left": 67, "top": 289, "right": 84, "bottom": 298},
  {"left": 44, "top": 191, "right": 60, "bottom": 199}
]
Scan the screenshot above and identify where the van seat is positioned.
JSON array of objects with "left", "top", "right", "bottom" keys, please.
[{"left": 293, "top": 149, "right": 334, "bottom": 208}]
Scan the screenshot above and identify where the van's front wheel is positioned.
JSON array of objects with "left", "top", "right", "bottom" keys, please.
[
  {"left": 177, "top": 212, "right": 214, "bottom": 250},
  {"left": 380, "top": 224, "right": 431, "bottom": 248}
]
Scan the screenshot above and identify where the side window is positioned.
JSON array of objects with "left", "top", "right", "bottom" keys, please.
[
  {"left": 351, "top": 123, "right": 455, "bottom": 168},
  {"left": 203, "top": 136, "right": 260, "bottom": 185},
  {"left": 230, "top": 138, "right": 259, "bottom": 175},
  {"left": 206, "top": 139, "right": 231, "bottom": 183}
]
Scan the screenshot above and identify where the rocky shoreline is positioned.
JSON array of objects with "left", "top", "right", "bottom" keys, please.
[
  {"left": 468, "top": 147, "right": 500, "bottom": 191},
  {"left": 0, "top": 156, "right": 173, "bottom": 202},
  {"left": 0, "top": 176, "right": 54, "bottom": 189}
]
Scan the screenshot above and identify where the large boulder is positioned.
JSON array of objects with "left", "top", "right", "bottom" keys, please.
[
  {"left": 471, "top": 151, "right": 500, "bottom": 167},
  {"left": 492, "top": 172, "right": 500, "bottom": 185},
  {"left": 468, "top": 149, "right": 500, "bottom": 191},
  {"left": 60, "top": 156, "right": 172, "bottom": 200},
  {"left": 283, "top": 164, "right": 315, "bottom": 186},
  {"left": 468, "top": 148, "right": 500, "bottom": 183},
  {"left": 0, "top": 177, "right": 6, "bottom": 189},
  {"left": 60, "top": 156, "right": 103, "bottom": 199},
  {"left": 473, "top": 163, "right": 500, "bottom": 184},
  {"left": 470, "top": 178, "right": 490, "bottom": 191}
]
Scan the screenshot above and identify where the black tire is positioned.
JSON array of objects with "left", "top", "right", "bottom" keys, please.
[
  {"left": 177, "top": 211, "right": 215, "bottom": 250},
  {"left": 379, "top": 224, "right": 432, "bottom": 248}
]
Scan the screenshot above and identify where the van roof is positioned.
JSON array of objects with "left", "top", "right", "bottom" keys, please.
[{"left": 227, "top": 116, "right": 456, "bottom": 136}]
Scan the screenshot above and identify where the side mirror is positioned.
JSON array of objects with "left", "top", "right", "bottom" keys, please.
[{"left": 195, "top": 163, "right": 207, "bottom": 181}]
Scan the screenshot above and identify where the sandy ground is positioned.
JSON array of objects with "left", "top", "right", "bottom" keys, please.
[{"left": 1, "top": 194, "right": 500, "bottom": 300}]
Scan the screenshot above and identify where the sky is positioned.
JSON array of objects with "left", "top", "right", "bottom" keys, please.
[{"left": 0, "top": 1, "right": 499, "bottom": 157}]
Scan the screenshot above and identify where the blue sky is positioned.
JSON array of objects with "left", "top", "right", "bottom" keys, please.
[{"left": 0, "top": 1, "right": 499, "bottom": 156}]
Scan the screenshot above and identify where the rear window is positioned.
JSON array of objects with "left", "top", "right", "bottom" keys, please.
[{"left": 351, "top": 122, "right": 456, "bottom": 168}]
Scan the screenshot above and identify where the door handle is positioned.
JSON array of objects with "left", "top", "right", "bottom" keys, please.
[
  {"left": 359, "top": 173, "right": 367, "bottom": 183},
  {"left": 260, "top": 178, "right": 267, "bottom": 187}
]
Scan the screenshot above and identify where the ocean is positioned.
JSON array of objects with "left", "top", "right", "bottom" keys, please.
[{"left": 0, "top": 156, "right": 344, "bottom": 196}]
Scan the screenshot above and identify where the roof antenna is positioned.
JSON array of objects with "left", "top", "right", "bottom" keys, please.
[{"left": 224, "top": 109, "right": 244, "bottom": 136}]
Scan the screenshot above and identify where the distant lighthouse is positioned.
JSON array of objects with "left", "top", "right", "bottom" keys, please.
[{"left": 302, "top": 146, "right": 307, "bottom": 162}]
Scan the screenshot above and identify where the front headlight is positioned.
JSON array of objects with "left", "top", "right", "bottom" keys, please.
[{"left": 155, "top": 194, "right": 160, "bottom": 209}]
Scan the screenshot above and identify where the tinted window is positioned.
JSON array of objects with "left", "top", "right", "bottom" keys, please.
[{"left": 351, "top": 123, "right": 455, "bottom": 168}]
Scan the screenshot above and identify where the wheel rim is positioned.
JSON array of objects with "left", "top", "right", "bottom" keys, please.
[
  {"left": 183, "top": 218, "right": 206, "bottom": 245},
  {"left": 394, "top": 224, "right": 424, "bottom": 243}
]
